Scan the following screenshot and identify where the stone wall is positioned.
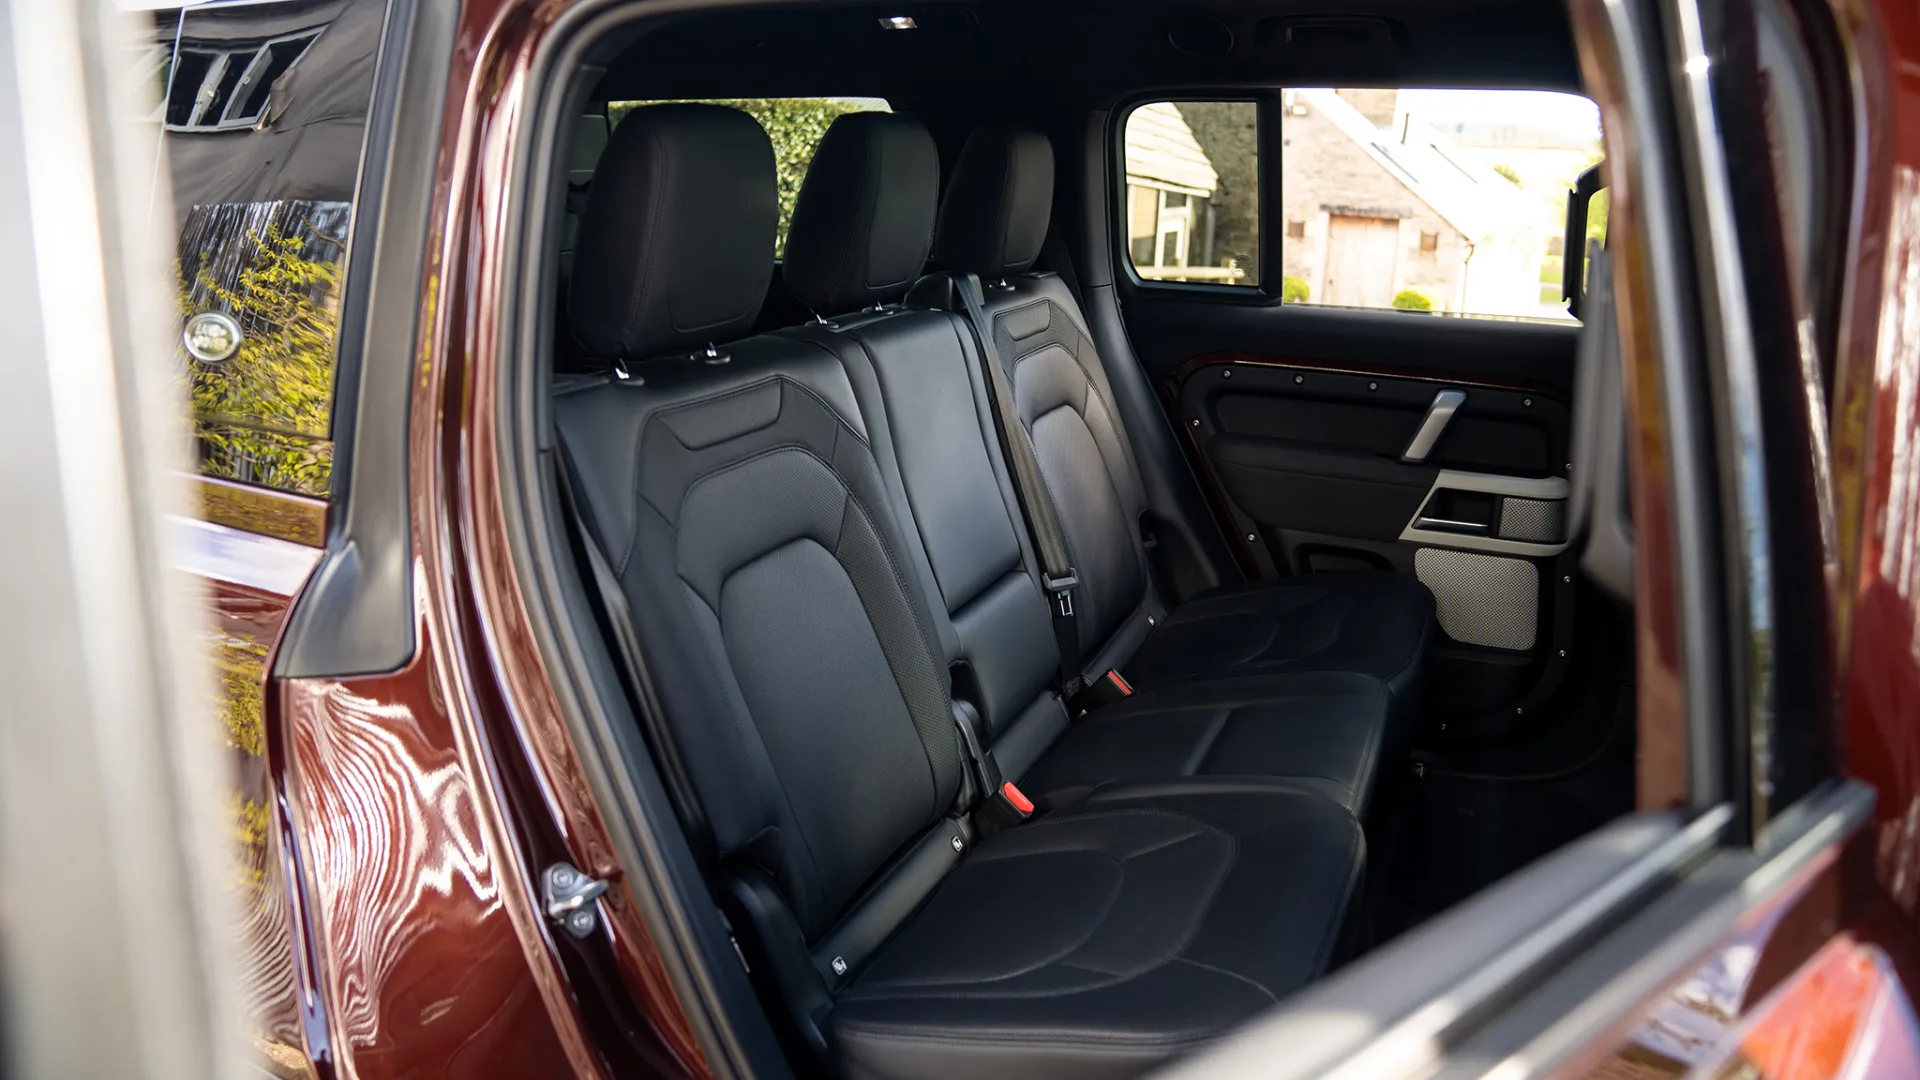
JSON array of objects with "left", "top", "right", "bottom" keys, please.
[
  {"left": 1174, "top": 101, "right": 1262, "bottom": 281},
  {"left": 1279, "top": 100, "right": 1471, "bottom": 308}
]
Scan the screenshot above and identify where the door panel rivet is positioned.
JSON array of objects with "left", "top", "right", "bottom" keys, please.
[
  {"left": 1368, "top": 381, "right": 1378, "bottom": 391},
  {"left": 1558, "top": 649, "right": 1567, "bottom": 657},
  {"left": 1294, "top": 374, "right": 1305, "bottom": 384},
  {"left": 1523, "top": 398, "right": 1534, "bottom": 407},
  {"left": 1563, "top": 575, "right": 1572, "bottom": 584},
  {"left": 1222, "top": 368, "right": 1232, "bottom": 378},
  {"left": 1246, "top": 533, "right": 1257, "bottom": 543},
  {"left": 1191, "top": 418, "right": 1201, "bottom": 427}
]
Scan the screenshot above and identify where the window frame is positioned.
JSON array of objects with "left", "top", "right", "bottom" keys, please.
[{"left": 1109, "top": 93, "right": 1280, "bottom": 302}]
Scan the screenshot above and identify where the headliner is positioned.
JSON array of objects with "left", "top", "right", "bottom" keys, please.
[{"left": 591, "top": 0, "right": 1584, "bottom": 111}]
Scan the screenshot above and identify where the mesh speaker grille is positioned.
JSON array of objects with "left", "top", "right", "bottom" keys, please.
[
  {"left": 1498, "top": 497, "right": 1567, "bottom": 543},
  {"left": 1415, "top": 548, "right": 1539, "bottom": 651}
]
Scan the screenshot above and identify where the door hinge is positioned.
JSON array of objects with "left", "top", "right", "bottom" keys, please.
[{"left": 544, "top": 862, "right": 610, "bottom": 939}]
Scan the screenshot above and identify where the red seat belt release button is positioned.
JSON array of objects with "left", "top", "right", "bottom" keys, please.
[
  {"left": 1069, "top": 670, "right": 1134, "bottom": 716},
  {"left": 999, "top": 781, "right": 1034, "bottom": 816}
]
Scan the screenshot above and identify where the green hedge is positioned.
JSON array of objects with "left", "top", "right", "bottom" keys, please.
[
  {"left": 1392, "top": 288, "right": 1436, "bottom": 312},
  {"left": 610, "top": 99, "right": 882, "bottom": 251},
  {"left": 1281, "top": 275, "right": 1310, "bottom": 303}
]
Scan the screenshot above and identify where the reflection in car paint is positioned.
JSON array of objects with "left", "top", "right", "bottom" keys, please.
[
  {"left": 196, "top": 474, "right": 328, "bottom": 548},
  {"left": 179, "top": 200, "right": 349, "bottom": 497},
  {"left": 202, "top": 572, "right": 317, "bottom": 1078}
]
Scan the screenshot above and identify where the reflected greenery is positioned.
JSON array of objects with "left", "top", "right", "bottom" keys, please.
[{"left": 179, "top": 201, "right": 348, "bottom": 497}]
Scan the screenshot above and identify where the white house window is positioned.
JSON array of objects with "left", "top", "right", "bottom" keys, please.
[{"left": 162, "top": 30, "right": 321, "bottom": 132}]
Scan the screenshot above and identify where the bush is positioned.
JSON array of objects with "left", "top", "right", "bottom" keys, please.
[
  {"left": 611, "top": 98, "right": 881, "bottom": 251},
  {"left": 1392, "top": 288, "right": 1436, "bottom": 312},
  {"left": 1282, "top": 275, "right": 1310, "bottom": 303}
]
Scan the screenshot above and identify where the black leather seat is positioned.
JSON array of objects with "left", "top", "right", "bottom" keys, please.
[
  {"left": 930, "top": 124, "right": 1437, "bottom": 725},
  {"left": 776, "top": 113, "right": 1391, "bottom": 815},
  {"left": 555, "top": 104, "right": 1367, "bottom": 1079}
]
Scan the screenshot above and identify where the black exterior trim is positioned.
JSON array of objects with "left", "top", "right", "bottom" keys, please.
[{"left": 277, "top": 0, "right": 444, "bottom": 678}]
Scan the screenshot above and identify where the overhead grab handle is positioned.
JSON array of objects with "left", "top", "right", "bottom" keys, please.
[{"left": 1401, "top": 389, "right": 1467, "bottom": 463}]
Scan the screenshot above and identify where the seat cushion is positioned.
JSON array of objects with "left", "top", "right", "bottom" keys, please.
[
  {"left": 831, "top": 786, "right": 1363, "bottom": 1080},
  {"left": 1018, "top": 671, "right": 1390, "bottom": 815},
  {"left": 1127, "top": 572, "right": 1435, "bottom": 710}
]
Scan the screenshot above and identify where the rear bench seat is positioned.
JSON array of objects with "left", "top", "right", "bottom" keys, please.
[
  {"left": 929, "top": 124, "right": 1437, "bottom": 727},
  {"left": 777, "top": 113, "right": 1395, "bottom": 816},
  {"left": 557, "top": 104, "right": 1377, "bottom": 1080}
]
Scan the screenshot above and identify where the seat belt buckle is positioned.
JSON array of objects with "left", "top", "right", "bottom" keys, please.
[
  {"left": 1069, "top": 670, "right": 1134, "bottom": 716},
  {"left": 1043, "top": 570, "right": 1078, "bottom": 618},
  {"left": 975, "top": 780, "right": 1035, "bottom": 839}
]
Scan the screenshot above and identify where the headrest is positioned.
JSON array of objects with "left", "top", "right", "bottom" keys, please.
[
  {"left": 934, "top": 124, "right": 1054, "bottom": 279},
  {"left": 782, "top": 112, "right": 939, "bottom": 314},
  {"left": 569, "top": 104, "right": 776, "bottom": 359}
]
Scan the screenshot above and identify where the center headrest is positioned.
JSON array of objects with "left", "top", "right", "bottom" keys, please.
[
  {"left": 569, "top": 104, "right": 776, "bottom": 359},
  {"left": 934, "top": 124, "right": 1055, "bottom": 279},
  {"left": 783, "top": 113, "right": 940, "bottom": 314}
]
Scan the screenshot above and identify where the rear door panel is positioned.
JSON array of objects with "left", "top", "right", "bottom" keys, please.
[{"left": 1122, "top": 288, "right": 1581, "bottom": 733}]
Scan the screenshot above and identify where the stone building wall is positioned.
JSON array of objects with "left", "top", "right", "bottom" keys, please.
[
  {"left": 1172, "top": 101, "right": 1262, "bottom": 281},
  {"left": 1279, "top": 99, "right": 1472, "bottom": 308}
]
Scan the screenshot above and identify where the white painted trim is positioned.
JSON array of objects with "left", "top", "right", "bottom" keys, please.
[{"left": 168, "top": 513, "right": 321, "bottom": 596}]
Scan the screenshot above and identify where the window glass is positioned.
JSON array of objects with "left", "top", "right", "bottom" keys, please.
[
  {"left": 148, "top": 0, "right": 386, "bottom": 499},
  {"left": 1121, "top": 101, "right": 1259, "bottom": 286},
  {"left": 607, "top": 98, "right": 892, "bottom": 253},
  {"left": 1279, "top": 88, "right": 1601, "bottom": 321}
]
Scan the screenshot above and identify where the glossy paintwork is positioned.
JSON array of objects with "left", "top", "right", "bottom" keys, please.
[
  {"left": 429, "top": 0, "right": 708, "bottom": 1068},
  {"left": 175, "top": 507, "right": 323, "bottom": 1077},
  {"left": 251, "top": 0, "right": 708, "bottom": 1075},
  {"left": 277, "top": 636, "right": 577, "bottom": 1076},
  {"left": 1830, "top": 0, "right": 1920, "bottom": 934},
  {"left": 1572, "top": 831, "right": 1920, "bottom": 1079}
]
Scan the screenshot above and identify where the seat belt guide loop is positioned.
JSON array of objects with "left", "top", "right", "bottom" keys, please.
[{"left": 1044, "top": 570, "right": 1078, "bottom": 617}]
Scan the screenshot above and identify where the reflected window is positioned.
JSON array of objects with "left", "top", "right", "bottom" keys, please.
[
  {"left": 163, "top": 30, "right": 320, "bottom": 132},
  {"left": 147, "top": 0, "right": 385, "bottom": 499}
]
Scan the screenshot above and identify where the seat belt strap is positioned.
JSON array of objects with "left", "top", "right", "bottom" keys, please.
[{"left": 952, "top": 272, "right": 1083, "bottom": 695}]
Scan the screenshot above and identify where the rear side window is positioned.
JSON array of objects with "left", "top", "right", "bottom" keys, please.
[
  {"left": 1121, "top": 101, "right": 1260, "bottom": 286},
  {"left": 150, "top": 0, "right": 386, "bottom": 499},
  {"left": 607, "top": 98, "right": 892, "bottom": 253},
  {"left": 1279, "top": 87, "right": 1600, "bottom": 320}
]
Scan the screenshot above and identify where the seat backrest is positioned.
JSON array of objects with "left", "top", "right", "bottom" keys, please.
[
  {"left": 931, "top": 124, "right": 1165, "bottom": 672},
  {"left": 778, "top": 113, "right": 1071, "bottom": 774},
  {"left": 556, "top": 103, "right": 964, "bottom": 942}
]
